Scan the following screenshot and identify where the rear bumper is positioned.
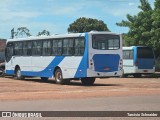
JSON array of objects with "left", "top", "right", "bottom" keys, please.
[
  {"left": 87, "top": 69, "right": 123, "bottom": 78},
  {"left": 135, "top": 67, "right": 155, "bottom": 74}
]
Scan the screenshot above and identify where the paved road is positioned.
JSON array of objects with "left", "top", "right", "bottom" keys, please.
[
  {"left": 0, "top": 96, "right": 160, "bottom": 111},
  {"left": 0, "top": 96, "right": 160, "bottom": 120},
  {"left": 0, "top": 77, "right": 160, "bottom": 119}
]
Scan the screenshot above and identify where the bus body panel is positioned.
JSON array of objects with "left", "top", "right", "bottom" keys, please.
[
  {"left": 92, "top": 54, "right": 120, "bottom": 72},
  {"left": 121, "top": 59, "right": 134, "bottom": 74},
  {"left": 5, "top": 32, "right": 122, "bottom": 80},
  {"left": 59, "top": 56, "right": 86, "bottom": 78},
  {"left": 137, "top": 58, "right": 155, "bottom": 69},
  {"left": 87, "top": 32, "right": 123, "bottom": 77}
]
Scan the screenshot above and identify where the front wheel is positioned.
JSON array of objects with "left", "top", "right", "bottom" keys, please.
[
  {"left": 54, "top": 68, "right": 70, "bottom": 85},
  {"left": 0, "top": 68, "right": 5, "bottom": 77},
  {"left": 81, "top": 77, "right": 95, "bottom": 86},
  {"left": 15, "top": 67, "right": 24, "bottom": 80}
]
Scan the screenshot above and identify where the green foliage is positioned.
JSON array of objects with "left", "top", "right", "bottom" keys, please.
[
  {"left": 151, "top": 0, "right": 160, "bottom": 57},
  {"left": 14, "top": 27, "right": 31, "bottom": 38},
  {"left": 117, "top": 0, "right": 160, "bottom": 57},
  {"left": 68, "top": 17, "right": 109, "bottom": 33},
  {"left": 37, "top": 30, "right": 50, "bottom": 36}
]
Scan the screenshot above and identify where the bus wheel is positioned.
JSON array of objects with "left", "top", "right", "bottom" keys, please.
[
  {"left": 133, "top": 74, "right": 141, "bottom": 78},
  {"left": 55, "top": 68, "right": 70, "bottom": 85},
  {"left": 0, "top": 68, "right": 5, "bottom": 77},
  {"left": 55, "top": 68, "right": 63, "bottom": 84},
  {"left": 41, "top": 77, "right": 49, "bottom": 81},
  {"left": 15, "top": 67, "right": 24, "bottom": 80},
  {"left": 81, "top": 77, "right": 95, "bottom": 86}
]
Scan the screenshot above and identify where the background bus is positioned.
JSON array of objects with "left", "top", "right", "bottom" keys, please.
[
  {"left": 5, "top": 31, "right": 123, "bottom": 85},
  {"left": 122, "top": 46, "right": 155, "bottom": 77}
]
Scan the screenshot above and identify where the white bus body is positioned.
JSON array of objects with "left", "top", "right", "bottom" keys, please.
[{"left": 5, "top": 31, "right": 123, "bottom": 85}]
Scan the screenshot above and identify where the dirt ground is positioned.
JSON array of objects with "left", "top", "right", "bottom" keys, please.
[{"left": 0, "top": 76, "right": 160, "bottom": 101}]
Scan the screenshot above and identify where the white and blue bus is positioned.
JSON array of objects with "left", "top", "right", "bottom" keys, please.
[
  {"left": 122, "top": 46, "right": 155, "bottom": 77},
  {"left": 5, "top": 31, "right": 123, "bottom": 85}
]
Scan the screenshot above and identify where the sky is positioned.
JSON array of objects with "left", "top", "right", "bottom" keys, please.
[{"left": 0, "top": 0, "right": 155, "bottom": 39}]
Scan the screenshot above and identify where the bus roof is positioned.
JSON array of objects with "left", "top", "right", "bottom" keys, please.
[{"left": 7, "top": 31, "right": 121, "bottom": 42}]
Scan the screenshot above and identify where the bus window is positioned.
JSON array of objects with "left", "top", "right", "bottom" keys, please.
[
  {"left": 52, "top": 40, "right": 62, "bottom": 56},
  {"left": 32, "top": 41, "right": 42, "bottom": 56},
  {"left": 92, "top": 34, "right": 120, "bottom": 50},
  {"left": 108, "top": 39, "right": 119, "bottom": 50},
  {"left": 74, "top": 38, "right": 85, "bottom": 56},
  {"left": 5, "top": 42, "right": 14, "bottom": 62},
  {"left": 137, "top": 47, "right": 154, "bottom": 59},
  {"left": 14, "top": 42, "right": 22, "bottom": 56},
  {"left": 23, "top": 41, "right": 32, "bottom": 56},
  {"left": 62, "top": 39, "right": 74, "bottom": 56},
  {"left": 42, "top": 40, "right": 51, "bottom": 56},
  {"left": 123, "top": 50, "right": 133, "bottom": 59}
]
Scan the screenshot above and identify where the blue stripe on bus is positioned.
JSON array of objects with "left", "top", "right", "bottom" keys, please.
[
  {"left": 19, "top": 56, "right": 65, "bottom": 77},
  {"left": 74, "top": 33, "right": 88, "bottom": 78},
  {"left": 6, "top": 70, "right": 14, "bottom": 75}
]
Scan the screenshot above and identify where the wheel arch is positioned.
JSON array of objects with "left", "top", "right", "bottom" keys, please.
[
  {"left": 53, "top": 66, "right": 61, "bottom": 77},
  {"left": 14, "top": 65, "right": 20, "bottom": 74}
]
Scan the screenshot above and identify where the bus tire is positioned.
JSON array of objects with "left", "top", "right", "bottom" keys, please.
[
  {"left": 81, "top": 77, "right": 95, "bottom": 86},
  {"left": 0, "top": 68, "right": 5, "bottom": 77},
  {"left": 55, "top": 68, "right": 70, "bottom": 85},
  {"left": 15, "top": 67, "right": 24, "bottom": 80},
  {"left": 41, "top": 77, "right": 49, "bottom": 81}
]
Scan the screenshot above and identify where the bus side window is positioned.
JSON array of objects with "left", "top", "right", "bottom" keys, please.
[
  {"left": 14, "top": 42, "right": 22, "bottom": 56},
  {"left": 23, "top": 41, "right": 32, "bottom": 56},
  {"left": 5, "top": 42, "right": 14, "bottom": 62},
  {"left": 62, "top": 38, "right": 74, "bottom": 56},
  {"left": 74, "top": 38, "right": 85, "bottom": 56},
  {"left": 42, "top": 40, "right": 51, "bottom": 56},
  {"left": 52, "top": 39, "right": 62, "bottom": 56},
  {"left": 32, "top": 41, "right": 42, "bottom": 56}
]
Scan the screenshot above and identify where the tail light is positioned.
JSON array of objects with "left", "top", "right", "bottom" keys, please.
[
  {"left": 120, "top": 59, "right": 123, "bottom": 65},
  {"left": 90, "top": 59, "right": 93, "bottom": 66}
]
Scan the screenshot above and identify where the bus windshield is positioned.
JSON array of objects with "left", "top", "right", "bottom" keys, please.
[
  {"left": 137, "top": 47, "right": 154, "bottom": 59},
  {"left": 92, "top": 34, "right": 120, "bottom": 50}
]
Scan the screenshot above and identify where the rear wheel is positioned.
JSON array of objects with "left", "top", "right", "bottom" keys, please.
[
  {"left": 81, "top": 77, "right": 95, "bottom": 86},
  {"left": 15, "top": 67, "right": 24, "bottom": 80},
  {"left": 55, "top": 68, "right": 70, "bottom": 85}
]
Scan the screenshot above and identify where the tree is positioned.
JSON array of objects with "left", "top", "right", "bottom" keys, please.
[
  {"left": 37, "top": 30, "right": 50, "bottom": 36},
  {"left": 14, "top": 27, "right": 31, "bottom": 38},
  {"left": 116, "top": 0, "right": 153, "bottom": 46},
  {"left": 68, "top": 17, "right": 109, "bottom": 33},
  {"left": 151, "top": 0, "right": 160, "bottom": 57}
]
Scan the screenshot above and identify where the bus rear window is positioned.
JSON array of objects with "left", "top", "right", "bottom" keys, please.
[
  {"left": 92, "top": 34, "right": 120, "bottom": 50},
  {"left": 137, "top": 47, "right": 154, "bottom": 59}
]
